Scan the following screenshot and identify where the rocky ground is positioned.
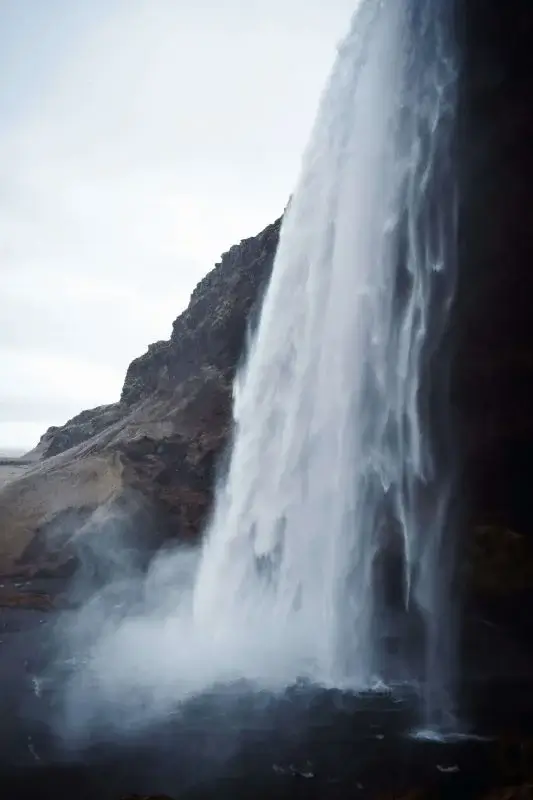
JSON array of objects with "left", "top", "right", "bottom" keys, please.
[{"left": 0, "top": 589, "right": 531, "bottom": 800}]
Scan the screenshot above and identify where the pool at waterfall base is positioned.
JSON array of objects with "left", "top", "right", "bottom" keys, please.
[{"left": 1, "top": 598, "right": 532, "bottom": 800}]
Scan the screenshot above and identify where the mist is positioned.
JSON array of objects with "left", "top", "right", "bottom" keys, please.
[
  {"left": 0, "top": 5, "right": 362, "bottom": 779},
  {"left": 44, "top": 497, "right": 321, "bottom": 748}
]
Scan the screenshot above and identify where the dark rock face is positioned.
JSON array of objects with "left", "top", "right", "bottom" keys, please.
[
  {"left": 117, "top": 370, "right": 236, "bottom": 541},
  {"left": 452, "top": 0, "right": 533, "bottom": 657},
  {"left": 36, "top": 217, "right": 281, "bottom": 465},
  {"left": 455, "top": 0, "right": 533, "bottom": 533},
  {"left": 37, "top": 404, "right": 127, "bottom": 458},
  {"left": 120, "top": 217, "right": 282, "bottom": 407}
]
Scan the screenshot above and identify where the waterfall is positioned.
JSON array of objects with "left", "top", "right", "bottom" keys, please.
[
  {"left": 50, "top": 0, "right": 461, "bottom": 742},
  {"left": 189, "top": 0, "right": 460, "bottom": 720}
]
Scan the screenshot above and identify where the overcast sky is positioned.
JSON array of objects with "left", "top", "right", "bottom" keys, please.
[{"left": 0, "top": 0, "right": 354, "bottom": 451}]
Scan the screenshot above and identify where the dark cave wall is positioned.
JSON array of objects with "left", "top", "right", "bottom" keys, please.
[{"left": 455, "top": 0, "right": 533, "bottom": 533}]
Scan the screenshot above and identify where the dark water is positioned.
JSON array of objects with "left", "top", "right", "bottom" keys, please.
[{"left": 1, "top": 602, "right": 533, "bottom": 799}]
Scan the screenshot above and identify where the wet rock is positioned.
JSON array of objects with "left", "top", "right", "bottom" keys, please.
[
  {"left": 456, "top": 0, "right": 533, "bottom": 536},
  {"left": 461, "top": 524, "right": 533, "bottom": 668},
  {"left": 119, "top": 796, "right": 176, "bottom": 800},
  {"left": 482, "top": 787, "right": 533, "bottom": 800},
  {"left": 449, "top": 0, "right": 533, "bottom": 665},
  {"left": 467, "top": 526, "right": 533, "bottom": 597}
]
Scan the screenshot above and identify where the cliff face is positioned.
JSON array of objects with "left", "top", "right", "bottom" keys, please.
[
  {"left": 453, "top": 0, "right": 533, "bottom": 657},
  {"left": 0, "top": 218, "right": 281, "bottom": 576},
  {"left": 456, "top": 0, "right": 533, "bottom": 533},
  {"left": 37, "top": 217, "right": 282, "bottom": 460},
  {"left": 122, "top": 218, "right": 281, "bottom": 406}
]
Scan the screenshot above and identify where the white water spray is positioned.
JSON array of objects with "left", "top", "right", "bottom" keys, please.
[
  {"left": 193, "top": 0, "right": 458, "bottom": 713},
  {"left": 54, "top": 0, "right": 459, "bottom": 737}
]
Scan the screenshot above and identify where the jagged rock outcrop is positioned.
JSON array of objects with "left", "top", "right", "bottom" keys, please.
[
  {"left": 35, "top": 404, "right": 127, "bottom": 459},
  {"left": 0, "top": 218, "right": 281, "bottom": 575},
  {"left": 33, "top": 217, "right": 281, "bottom": 460},
  {"left": 122, "top": 218, "right": 282, "bottom": 407}
]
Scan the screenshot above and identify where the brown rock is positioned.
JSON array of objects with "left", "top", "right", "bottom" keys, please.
[
  {"left": 0, "top": 220, "right": 281, "bottom": 575},
  {"left": 0, "top": 589, "right": 54, "bottom": 611},
  {"left": 0, "top": 452, "right": 124, "bottom": 575}
]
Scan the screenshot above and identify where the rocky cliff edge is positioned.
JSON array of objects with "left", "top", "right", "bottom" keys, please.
[{"left": 0, "top": 218, "right": 281, "bottom": 577}]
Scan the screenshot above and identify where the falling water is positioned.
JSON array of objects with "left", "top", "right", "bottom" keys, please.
[{"left": 193, "top": 0, "right": 458, "bottom": 723}]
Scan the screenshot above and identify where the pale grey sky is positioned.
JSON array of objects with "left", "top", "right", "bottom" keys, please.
[{"left": 0, "top": 0, "right": 355, "bottom": 450}]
